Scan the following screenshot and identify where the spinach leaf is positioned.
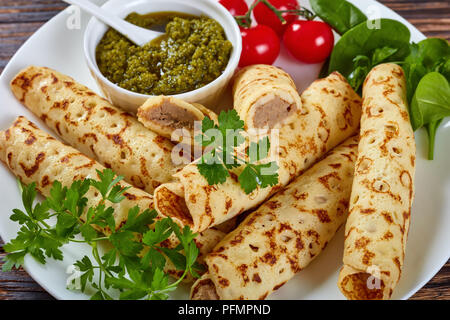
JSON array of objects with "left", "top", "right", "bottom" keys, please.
[
  {"left": 406, "top": 38, "right": 450, "bottom": 72},
  {"left": 403, "top": 38, "right": 450, "bottom": 102},
  {"left": 328, "top": 19, "right": 411, "bottom": 86},
  {"left": 372, "top": 47, "right": 399, "bottom": 65},
  {"left": 347, "top": 46, "right": 399, "bottom": 91},
  {"left": 410, "top": 72, "right": 450, "bottom": 159},
  {"left": 436, "top": 58, "right": 450, "bottom": 79},
  {"left": 310, "top": 0, "right": 367, "bottom": 35},
  {"left": 347, "top": 55, "right": 370, "bottom": 90}
]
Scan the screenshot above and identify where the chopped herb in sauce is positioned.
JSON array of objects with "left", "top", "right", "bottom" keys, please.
[{"left": 96, "top": 12, "right": 233, "bottom": 95}]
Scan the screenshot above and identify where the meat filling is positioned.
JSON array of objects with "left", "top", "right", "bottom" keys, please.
[
  {"left": 253, "top": 96, "right": 297, "bottom": 128},
  {"left": 191, "top": 278, "right": 220, "bottom": 300},
  {"left": 140, "top": 99, "right": 201, "bottom": 130}
]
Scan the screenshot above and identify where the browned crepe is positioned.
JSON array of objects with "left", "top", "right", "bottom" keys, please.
[
  {"left": 338, "top": 63, "right": 416, "bottom": 300},
  {"left": 0, "top": 116, "right": 227, "bottom": 281},
  {"left": 10, "top": 66, "right": 179, "bottom": 194},
  {"left": 233, "top": 65, "right": 302, "bottom": 129},
  {"left": 190, "top": 136, "right": 359, "bottom": 300},
  {"left": 154, "top": 72, "right": 362, "bottom": 232},
  {"left": 0, "top": 116, "right": 156, "bottom": 231}
]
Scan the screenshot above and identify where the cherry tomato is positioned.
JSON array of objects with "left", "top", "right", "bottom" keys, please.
[
  {"left": 239, "top": 25, "right": 280, "bottom": 67},
  {"left": 283, "top": 20, "right": 334, "bottom": 64},
  {"left": 253, "top": 0, "right": 300, "bottom": 36},
  {"left": 219, "top": 0, "right": 249, "bottom": 16}
]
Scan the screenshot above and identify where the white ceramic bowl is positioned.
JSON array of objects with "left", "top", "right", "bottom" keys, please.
[{"left": 84, "top": 0, "right": 242, "bottom": 113}]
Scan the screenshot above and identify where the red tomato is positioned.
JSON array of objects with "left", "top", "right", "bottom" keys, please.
[
  {"left": 283, "top": 20, "right": 334, "bottom": 63},
  {"left": 253, "top": 0, "right": 300, "bottom": 35},
  {"left": 239, "top": 25, "right": 280, "bottom": 67},
  {"left": 219, "top": 0, "right": 249, "bottom": 16}
]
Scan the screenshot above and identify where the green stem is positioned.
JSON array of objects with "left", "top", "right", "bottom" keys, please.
[
  {"left": 92, "top": 236, "right": 109, "bottom": 242},
  {"left": 428, "top": 137, "right": 435, "bottom": 160},
  {"left": 91, "top": 241, "right": 113, "bottom": 288},
  {"left": 16, "top": 179, "right": 23, "bottom": 193},
  {"left": 38, "top": 219, "right": 52, "bottom": 230},
  {"left": 165, "top": 269, "right": 188, "bottom": 290},
  {"left": 69, "top": 237, "right": 108, "bottom": 243},
  {"left": 234, "top": 0, "right": 315, "bottom": 28},
  {"left": 258, "top": 0, "right": 287, "bottom": 24},
  {"left": 90, "top": 242, "right": 109, "bottom": 299},
  {"left": 426, "top": 120, "right": 442, "bottom": 160},
  {"left": 278, "top": 9, "right": 316, "bottom": 20},
  {"left": 154, "top": 269, "right": 189, "bottom": 297}
]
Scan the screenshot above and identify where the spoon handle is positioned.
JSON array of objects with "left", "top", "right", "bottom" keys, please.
[{"left": 62, "top": 0, "right": 162, "bottom": 46}]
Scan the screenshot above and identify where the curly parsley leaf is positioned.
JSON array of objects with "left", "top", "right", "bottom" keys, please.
[
  {"left": 2, "top": 250, "right": 27, "bottom": 272},
  {"left": 2, "top": 169, "right": 201, "bottom": 300},
  {"left": 121, "top": 207, "right": 156, "bottom": 234},
  {"left": 239, "top": 163, "right": 279, "bottom": 195},
  {"left": 195, "top": 110, "right": 279, "bottom": 194},
  {"left": 218, "top": 109, "right": 245, "bottom": 134},
  {"left": 142, "top": 219, "right": 172, "bottom": 248},
  {"left": 247, "top": 137, "right": 271, "bottom": 163},
  {"left": 197, "top": 161, "right": 230, "bottom": 185},
  {"left": 195, "top": 116, "right": 218, "bottom": 147}
]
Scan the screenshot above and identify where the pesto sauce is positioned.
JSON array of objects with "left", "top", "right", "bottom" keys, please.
[{"left": 96, "top": 12, "right": 233, "bottom": 95}]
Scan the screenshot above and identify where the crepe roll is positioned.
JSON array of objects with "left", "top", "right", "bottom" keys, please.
[
  {"left": 233, "top": 65, "right": 302, "bottom": 129},
  {"left": 0, "top": 116, "right": 229, "bottom": 282},
  {"left": 190, "top": 136, "right": 359, "bottom": 300},
  {"left": 137, "top": 96, "right": 218, "bottom": 142},
  {"left": 0, "top": 116, "right": 159, "bottom": 232},
  {"left": 155, "top": 72, "right": 362, "bottom": 232},
  {"left": 338, "top": 64, "right": 416, "bottom": 300},
  {"left": 10, "top": 66, "right": 178, "bottom": 194}
]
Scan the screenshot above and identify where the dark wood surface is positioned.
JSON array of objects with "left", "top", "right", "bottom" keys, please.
[{"left": 0, "top": 0, "right": 449, "bottom": 300}]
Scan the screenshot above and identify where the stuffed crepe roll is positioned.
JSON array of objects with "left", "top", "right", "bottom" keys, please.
[
  {"left": 0, "top": 116, "right": 227, "bottom": 281},
  {"left": 137, "top": 96, "right": 218, "bottom": 143},
  {"left": 10, "top": 66, "right": 179, "bottom": 194},
  {"left": 338, "top": 63, "right": 416, "bottom": 300},
  {"left": 154, "top": 71, "right": 362, "bottom": 232},
  {"left": 233, "top": 65, "right": 302, "bottom": 129},
  {"left": 0, "top": 116, "right": 156, "bottom": 231},
  {"left": 191, "top": 135, "right": 359, "bottom": 300}
]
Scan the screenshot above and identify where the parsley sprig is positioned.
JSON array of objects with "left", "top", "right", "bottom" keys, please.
[
  {"left": 2, "top": 169, "right": 202, "bottom": 300},
  {"left": 195, "top": 110, "right": 279, "bottom": 194}
]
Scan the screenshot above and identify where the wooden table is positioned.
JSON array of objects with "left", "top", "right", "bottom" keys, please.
[{"left": 0, "top": 0, "right": 449, "bottom": 300}]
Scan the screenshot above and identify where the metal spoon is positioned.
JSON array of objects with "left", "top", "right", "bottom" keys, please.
[{"left": 63, "top": 0, "right": 164, "bottom": 46}]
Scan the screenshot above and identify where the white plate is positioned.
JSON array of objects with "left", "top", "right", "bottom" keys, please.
[{"left": 0, "top": 0, "right": 448, "bottom": 300}]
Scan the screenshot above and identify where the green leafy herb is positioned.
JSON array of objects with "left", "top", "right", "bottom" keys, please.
[
  {"left": 328, "top": 18, "right": 411, "bottom": 89},
  {"left": 195, "top": 110, "right": 279, "bottom": 194},
  {"left": 410, "top": 72, "right": 450, "bottom": 159},
  {"left": 347, "top": 46, "right": 399, "bottom": 91},
  {"left": 310, "top": 0, "right": 367, "bottom": 35},
  {"left": 400, "top": 38, "right": 450, "bottom": 159},
  {"left": 403, "top": 38, "right": 450, "bottom": 102},
  {"left": 2, "top": 169, "right": 200, "bottom": 300},
  {"left": 317, "top": 0, "right": 449, "bottom": 159}
]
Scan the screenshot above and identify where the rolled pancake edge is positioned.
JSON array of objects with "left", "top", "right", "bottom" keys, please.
[
  {"left": 191, "top": 135, "right": 359, "bottom": 300},
  {"left": 338, "top": 63, "right": 416, "bottom": 300},
  {"left": 0, "top": 116, "right": 227, "bottom": 282},
  {"left": 233, "top": 64, "right": 302, "bottom": 129},
  {"left": 155, "top": 71, "right": 362, "bottom": 232},
  {"left": 10, "top": 66, "right": 178, "bottom": 194}
]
